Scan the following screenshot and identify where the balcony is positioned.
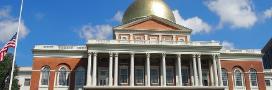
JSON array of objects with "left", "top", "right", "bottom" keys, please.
[{"left": 87, "top": 40, "right": 221, "bottom": 46}]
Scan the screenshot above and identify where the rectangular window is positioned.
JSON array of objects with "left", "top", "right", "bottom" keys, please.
[
  {"left": 166, "top": 67, "right": 174, "bottom": 85},
  {"left": 162, "top": 36, "right": 172, "bottom": 41},
  {"left": 24, "top": 78, "right": 31, "bottom": 86},
  {"left": 150, "top": 67, "right": 159, "bottom": 85},
  {"left": 119, "top": 66, "right": 128, "bottom": 85},
  {"left": 181, "top": 67, "right": 189, "bottom": 86},
  {"left": 149, "top": 36, "right": 158, "bottom": 41},
  {"left": 265, "top": 79, "right": 271, "bottom": 86},
  {"left": 120, "top": 35, "right": 129, "bottom": 40},
  {"left": 135, "top": 67, "right": 144, "bottom": 85},
  {"left": 134, "top": 36, "right": 143, "bottom": 41}
]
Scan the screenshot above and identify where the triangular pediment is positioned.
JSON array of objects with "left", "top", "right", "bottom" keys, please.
[
  {"left": 114, "top": 15, "right": 192, "bottom": 32},
  {"left": 123, "top": 19, "right": 178, "bottom": 30}
]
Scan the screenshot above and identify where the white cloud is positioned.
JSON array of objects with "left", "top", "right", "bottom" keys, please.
[
  {"left": 221, "top": 41, "right": 235, "bottom": 50},
  {"left": 78, "top": 24, "right": 112, "bottom": 40},
  {"left": 112, "top": 11, "right": 123, "bottom": 23},
  {"left": 264, "top": 7, "right": 272, "bottom": 19},
  {"left": 173, "top": 10, "right": 211, "bottom": 34},
  {"left": 0, "top": 6, "right": 29, "bottom": 43},
  {"left": 206, "top": 0, "right": 257, "bottom": 28}
]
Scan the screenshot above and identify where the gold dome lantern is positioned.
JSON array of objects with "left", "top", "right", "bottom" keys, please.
[{"left": 122, "top": 0, "right": 176, "bottom": 24}]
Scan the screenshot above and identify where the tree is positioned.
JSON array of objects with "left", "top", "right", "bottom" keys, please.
[{"left": 0, "top": 53, "right": 19, "bottom": 90}]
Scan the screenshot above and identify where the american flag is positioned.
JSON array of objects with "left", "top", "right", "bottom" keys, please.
[{"left": 0, "top": 33, "right": 17, "bottom": 62}]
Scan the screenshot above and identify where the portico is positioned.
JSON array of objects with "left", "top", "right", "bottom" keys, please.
[{"left": 84, "top": 40, "right": 223, "bottom": 88}]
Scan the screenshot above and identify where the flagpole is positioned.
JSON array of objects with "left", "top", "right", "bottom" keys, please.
[{"left": 8, "top": 0, "right": 24, "bottom": 89}]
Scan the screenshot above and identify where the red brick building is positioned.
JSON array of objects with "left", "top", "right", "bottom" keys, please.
[{"left": 30, "top": 0, "right": 266, "bottom": 90}]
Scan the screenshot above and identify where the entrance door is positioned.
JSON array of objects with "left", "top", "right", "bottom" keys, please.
[
  {"left": 98, "top": 67, "right": 109, "bottom": 86},
  {"left": 202, "top": 69, "right": 209, "bottom": 86}
]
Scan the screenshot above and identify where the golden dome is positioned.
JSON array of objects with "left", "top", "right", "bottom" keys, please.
[{"left": 122, "top": 0, "right": 176, "bottom": 24}]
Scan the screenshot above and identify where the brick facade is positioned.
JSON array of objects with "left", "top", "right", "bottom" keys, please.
[
  {"left": 221, "top": 60, "right": 266, "bottom": 90},
  {"left": 30, "top": 57, "right": 87, "bottom": 90}
]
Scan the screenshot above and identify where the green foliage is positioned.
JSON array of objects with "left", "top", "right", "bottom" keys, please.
[{"left": 0, "top": 54, "right": 19, "bottom": 90}]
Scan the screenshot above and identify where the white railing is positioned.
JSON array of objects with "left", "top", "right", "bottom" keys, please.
[
  {"left": 87, "top": 40, "right": 220, "bottom": 46},
  {"left": 221, "top": 49, "right": 261, "bottom": 54},
  {"left": 34, "top": 45, "right": 87, "bottom": 51}
]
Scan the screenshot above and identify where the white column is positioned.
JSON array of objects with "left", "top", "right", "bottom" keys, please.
[
  {"left": 146, "top": 53, "right": 151, "bottom": 86},
  {"left": 190, "top": 60, "right": 194, "bottom": 86},
  {"left": 114, "top": 53, "right": 119, "bottom": 86},
  {"left": 130, "top": 53, "right": 135, "bottom": 86},
  {"left": 193, "top": 54, "right": 198, "bottom": 86},
  {"left": 109, "top": 53, "right": 113, "bottom": 86},
  {"left": 209, "top": 58, "right": 214, "bottom": 86},
  {"left": 212, "top": 54, "right": 218, "bottom": 86},
  {"left": 87, "top": 52, "right": 92, "bottom": 86},
  {"left": 159, "top": 35, "right": 162, "bottom": 41},
  {"left": 173, "top": 35, "right": 176, "bottom": 41},
  {"left": 92, "top": 52, "right": 97, "bottom": 86},
  {"left": 161, "top": 53, "right": 166, "bottom": 86},
  {"left": 216, "top": 55, "right": 223, "bottom": 86},
  {"left": 130, "top": 34, "right": 133, "bottom": 41},
  {"left": 197, "top": 54, "right": 203, "bottom": 86},
  {"left": 145, "top": 35, "right": 148, "bottom": 41},
  {"left": 176, "top": 54, "right": 182, "bottom": 86}
]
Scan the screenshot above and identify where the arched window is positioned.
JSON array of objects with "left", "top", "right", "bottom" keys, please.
[
  {"left": 75, "top": 67, "right": 85, "bottom": 86},
  {"left": 249, "top": 69, "right": 258, "bottom": 87},
  {"left": 221, "top": 69, "right": 228, "bottom": 86},
  {"left": 234, "top": 68, "right": 244, "bottom": 86},
  {"left": 57, "top": 66, "right": 70, "bottom": 86},
  {"left": 40, "top": 66, "right": 50, "bottom": 86}
]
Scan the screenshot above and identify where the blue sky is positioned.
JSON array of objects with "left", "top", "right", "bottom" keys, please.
[{"left": 0, "top": 0, "right": 272, "bottom": 66}]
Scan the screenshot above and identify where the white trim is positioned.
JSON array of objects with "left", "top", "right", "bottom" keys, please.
[
  {"left": 55, "top": 65, "right": 70, "bottom": 87},
  {"left": 249, "top": 69, "right": 258, "bottom": 88},
  {"left": 150, "top": 66, "right": 160, "bottom": 85},
  {"left": 166, "top": 66, "right": 175, "bottom": 85},
  {"left": 39, "top": 66, "right": 50, "bottom": 87},
  {"left": 134, "top": 66, "right": 145, "bottom": 85},
  {"left": 119, "top": 66, "right": 129, "bottom": 85},
  {"left": 33, "top": 52, "right": 86, "bottom": 58},
  {"left": 221, "top": 69, "right": 228, "bottom": 86},
  {"left": 233, "top": 68, "right": 245, "bottom": 89}
]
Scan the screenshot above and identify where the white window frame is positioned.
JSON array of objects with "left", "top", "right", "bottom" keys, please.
[
  {"left": 149, "top": 36, "right": 158, "bottom": 41},
  {"left": 119, "top": 66, "right": 129, "bottom": 85},
  {"left": 134, "top": 36, "right": 144, "bottom": 41},
  {"left": 55, "top": 66, "right": 70, "bottom": 87},
  {"left": 166, "top": 66, "right": 175, "bottom": 85},
  {"left": 233, "top": 68, "right": 245, "bottom": 89},
  {"left": 249, "top": 69, "right": 258, "bottom": 88},
  {"left": 135, "top": 66, "right": 145, "bottom": 85},
  {"left": 39, "top": 66, "right": 50, "bottom": 87},
  {"left": 150, "top": 66, "right": 160, "bottom": 85},
  {"left": 24, "top": 78, "right": 31, "bottom": 86},
  {"left": 221, "top": 69, "right": 228, "bottom": 86},
  {"left": 265, "top": 79, "right": 271, "bottom": 87},
  {"left": 75, "top": 67, "right": 85, "bottom": 87},
  {"left": 202, "top": 69, "right": 210, "bottom": 86},
  {"left": 181, "top": 66, "right": 189, "bottom": 86}
]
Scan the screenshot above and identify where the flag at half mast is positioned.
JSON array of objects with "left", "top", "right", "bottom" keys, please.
[{"left": 0, "top": 33, "right": 17, "bottom": 62}]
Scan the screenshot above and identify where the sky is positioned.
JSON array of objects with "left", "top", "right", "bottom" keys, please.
[{"left": 0, "top": 0, "right": 272, "bottom": 67}]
